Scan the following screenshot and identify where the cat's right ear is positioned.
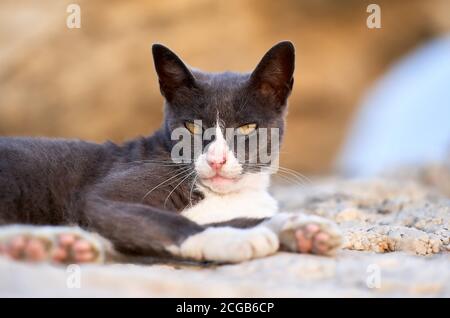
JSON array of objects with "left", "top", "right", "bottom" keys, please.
[{"left": 152, "top": 44, "right": 196, "bottom": 100}]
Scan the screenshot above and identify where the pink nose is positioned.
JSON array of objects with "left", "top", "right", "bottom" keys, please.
[{"left": 207, "top": 158, "right": 226, "bottom": 171}]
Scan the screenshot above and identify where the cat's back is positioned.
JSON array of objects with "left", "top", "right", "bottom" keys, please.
[
  {"left": 0, "top": 136, "right": 115, "bottom": 181},
  {"left": 0, "top": 137, "right": 114, "bottom": 223},
  {"left": 1, "top": 136, "right": 100, "bottom": 158}
]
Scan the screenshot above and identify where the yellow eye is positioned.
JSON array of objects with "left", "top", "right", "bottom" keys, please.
[
  {"left": 184, "top": 122, "right": 202, "bottom": 135},
  {"left": 237, "top": 123, "right": 257, "bottom": 135}
]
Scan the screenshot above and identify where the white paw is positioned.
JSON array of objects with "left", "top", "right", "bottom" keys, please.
[
  {"left": 264, "top": 213, "right": 342, "bottom": 256},
  {"left": 169, "top": 227, "right": 279, "bottom": 263}
]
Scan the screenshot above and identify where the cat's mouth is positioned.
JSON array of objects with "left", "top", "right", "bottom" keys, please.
[
  {"left": 197, "top": 174, "right": 242, "bottom": 192},
  {"left": 203, "top": 175, "right": 240, "bottom": 184}
]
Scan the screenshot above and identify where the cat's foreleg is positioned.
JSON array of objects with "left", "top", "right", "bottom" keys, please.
[{"left": 81, "top": 195, "right": 279, "bottom": 263}]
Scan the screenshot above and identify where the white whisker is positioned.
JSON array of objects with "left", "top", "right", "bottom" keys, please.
[
  {"left": 164, "top": 170, "right": 196, "bottom": 208},
  {"left": 141, "top": 166, "right": 193, "bottom": 202}
]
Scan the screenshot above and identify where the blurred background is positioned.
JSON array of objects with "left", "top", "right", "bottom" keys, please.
[{"left": 0, "top": 0, "right": 449, "bottom": 178}]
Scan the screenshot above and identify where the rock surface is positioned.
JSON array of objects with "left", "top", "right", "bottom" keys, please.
[{"left": 0, "top": 177, "right": 449, "bottom": 297}]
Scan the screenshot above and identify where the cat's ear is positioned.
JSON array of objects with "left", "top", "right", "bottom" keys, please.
[
  {"left": 249, "top": 41, "right": 295, "bottom": 105},
  {"left": 152, "top": 44, "right": 196, "bottom": 100}
]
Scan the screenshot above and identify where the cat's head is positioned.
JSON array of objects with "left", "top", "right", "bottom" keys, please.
[{"left": 152, "top": 42, "right": 295, "bottom": 194}]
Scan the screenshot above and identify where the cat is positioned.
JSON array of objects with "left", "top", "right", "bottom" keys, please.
[{"left": 0, "top": 41, "right": 341, "bottom": 265}]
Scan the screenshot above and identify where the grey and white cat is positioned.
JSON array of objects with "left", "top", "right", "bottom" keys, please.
[{"left": 0, "top": 42, "right": 341, "bottom": 264}]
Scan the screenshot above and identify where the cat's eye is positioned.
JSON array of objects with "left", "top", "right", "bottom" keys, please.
[
  {"left": 237, "top": 123, "right": 257, "bottom": 135},
  {"left": 184, "top": 122, "right": 202, "bottom": 135}
]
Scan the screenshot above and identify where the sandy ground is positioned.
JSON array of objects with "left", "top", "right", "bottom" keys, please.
[{"left": 0, "top": 177, "right": 449, "bottom": 297}]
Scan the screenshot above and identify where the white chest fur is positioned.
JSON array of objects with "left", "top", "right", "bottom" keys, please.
[{"left": 181, "top": 187, "right": 278, "bottom": 225}]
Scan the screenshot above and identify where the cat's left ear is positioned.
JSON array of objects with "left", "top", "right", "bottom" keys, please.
[{"left": 249, "top": 41, "right": 295, "bottom": 106}]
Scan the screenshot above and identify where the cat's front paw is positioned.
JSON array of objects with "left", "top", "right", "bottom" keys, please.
[
  {"left": 266, "top": 214, "right": 342, "bottom": 256},
  {"left": 0, "top": 225, "right": 106, "bottom": 264},
  {"left": 168, "top": 226, "right": 279, "bottom": 263}
]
